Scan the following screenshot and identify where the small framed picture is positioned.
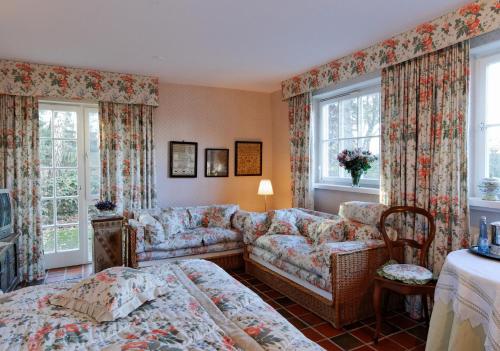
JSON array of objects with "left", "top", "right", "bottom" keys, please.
[
  {"left": 169, "top": 141, "right": 198, "bottom": 178},
  {"left": 235, "top": 141, "right": 262, "bottom": 176},
  {"left": 205, "top": 148, "right": 229, "bottom": 177}
]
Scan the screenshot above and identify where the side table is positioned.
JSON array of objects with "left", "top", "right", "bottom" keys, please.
[{"left": 91, "top": 215, "right": 125, "bottom": 273}]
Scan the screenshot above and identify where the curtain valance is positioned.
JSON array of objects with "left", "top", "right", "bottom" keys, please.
[
  {"left": 0, "top": 60, "right": 159, "bottom": 106},
  {"left": 281, "top": 0, "right": 500, "bottom": 100}
]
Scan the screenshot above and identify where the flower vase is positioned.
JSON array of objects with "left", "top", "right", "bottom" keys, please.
[
  {"left": 350, "top": 170, "right": 362, "bottom": 187},
  {"left": 98, "top": 210, "right": 115, "bottom": 217}
]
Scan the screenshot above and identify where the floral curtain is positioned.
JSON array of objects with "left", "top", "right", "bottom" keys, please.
[
  {"left": 0, "top": 95, "right": 44, "bottom": 282},
  {"left": 380, "top": 41, "right": 470, "bottom": 317},
  {"left": 288, "top": 92, "right": 313, "bottom": 209},
  {"left": 99, "top": 102, "right": 156, "bottom": 213}
]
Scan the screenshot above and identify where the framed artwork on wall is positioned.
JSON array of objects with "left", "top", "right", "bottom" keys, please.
[
  {"left": 169, "top": 141, "right": 198, "bottom": 177},
  {"left": 235, "top": 141, "right": 262, "bottom": 176},
  {"left": 205, "top": 148, "right": 229, "bottom": 177}
]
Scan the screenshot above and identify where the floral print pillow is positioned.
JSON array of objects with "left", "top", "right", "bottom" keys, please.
[
  {"left": 313, "top": 219, "right": 346, "bottom": 245},
  {"left": 266, "top": 209, "right": 301, "bottom": 236},
  {"left": 159, "top": 207, "right": 190, "bottom": 236},
  {"left": 201, "top": 205, "right": 239, "bottom": 228},
  {"left": 137, "top": 213, "right": 166, "bottom": 245},
  {"left": 344, "top": 220, "right": 382, "bottom": 241},
  {"left": 339, "top": 201, "right": 388, "bottom": 226},
  {"left": 49, "top": 267, "right": 169, "bottom": 322},
  {"left": 232, "top": 210, "right": 270, "bottom": 244}
]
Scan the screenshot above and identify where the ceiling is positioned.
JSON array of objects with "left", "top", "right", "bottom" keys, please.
[{"left": 1, "top": 0, "right": 470, "bottom": 93}]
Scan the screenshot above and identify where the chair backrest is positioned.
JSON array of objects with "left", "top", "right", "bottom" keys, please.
[{"left": 379, "top": 206, "right": 436, "bottom": 267}]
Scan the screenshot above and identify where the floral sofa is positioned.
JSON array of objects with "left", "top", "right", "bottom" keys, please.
[
  {"left": 235, "top": 202, "right": 400, "bottom": 327},
  {"left": 127, "top": 204, "right": 244, "bottom": 269}
]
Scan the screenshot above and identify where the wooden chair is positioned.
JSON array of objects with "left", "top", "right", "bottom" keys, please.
[{"left": 373, "top": 206, "right": 436, "bottom": 343}]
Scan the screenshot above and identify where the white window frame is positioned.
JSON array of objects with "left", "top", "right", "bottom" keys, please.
[
  {"left": 471, "top": 50, "right": 500, "bottom": 197},
  {"left": 313, "top": 78, "right": 381, "bottom": 190}
]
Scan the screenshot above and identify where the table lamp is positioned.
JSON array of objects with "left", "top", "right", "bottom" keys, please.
[{"left": 258, "top": 179, "right": 273, "bottom": 211}]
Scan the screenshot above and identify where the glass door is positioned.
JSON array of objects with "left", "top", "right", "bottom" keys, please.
[{"left": 40, "top": 103, "right": 99, "bottom": 269}]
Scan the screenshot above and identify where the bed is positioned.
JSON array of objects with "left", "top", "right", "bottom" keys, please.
[{"left": 0, "top": 259, "right": 323, "bottom": 351}]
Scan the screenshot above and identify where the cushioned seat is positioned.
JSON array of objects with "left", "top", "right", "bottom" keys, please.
[
  {"left": 152, "top": 232, "right": 204, "bottom": 251},
  {"left": 195, "top": 227, "right": 243, "bottom": 246},
  {"left": 377, "top": 263, "right": 433, "bottom": 285},
  {"left": 138, "top": 242, "right": 244, "bottom": 262}
]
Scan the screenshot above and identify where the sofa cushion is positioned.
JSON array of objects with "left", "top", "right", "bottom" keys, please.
[
  {"left": 344, "top": 220, "right": 382, "bottom": 241},
  {"left": 232, "top": 210, "right": 270, "bottom": 244},
  {"left": 193, "top": 227, "right": 243, "bottom": 246},
  {"left": 137, "top": 213, "right": 166, "bottom": 245},
  {"left": 254, "top": 234, "right": 328, "bottom": 277},
  {"left": 339, "top": 201, "right": 388, "bottom": 226},
  {"left": 152, "top": 231, "right": 204, "bottom": 251},
  {"left": 158, "top": 207, "right": 191, "bottom": 236},
  {"left": 266, "top": 209, "right": 301, "bottom": 236},
  {"left": 313, "top": 219, "right": 346, "bottom": 245},
  {"left": 137, "top": 242, "right": 244, "bottom": 262},
  {"left": 187, "top": 205, "right": 239, "bottom": 228}
]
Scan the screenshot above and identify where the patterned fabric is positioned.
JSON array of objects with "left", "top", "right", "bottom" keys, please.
[
  {"left": 0, "top": 95, "right": 43, "bottom": 282},
  {"left": 151, "top": 228, "right": 242, "bottom": 252},
  {"left": 313, "top": 219, "right": 346, "bottom": 245},
  {"left": 137, "top": 213, "right": 165, "bottom": 245},
  {"left": 266, "top": 209, "right": 301, "bottom": 236},
  {"left": 249, "top": 245, "right": 332, "bottom": 292},
  {"left": 288, "top": 93, "right": 313, "bottom": 209},
  {"left": 49, "top": 267, "right": 168, "bottom": 322},
  {"left": 186, "top": 206, "right": 210, "bottom": 228},
  {"left": 0, "top": 60, "right": 159, "bottom": 106},
  {"left": 281, "top": 0, "right": 500, "bottom": 99},
  {"left": 232, "top": 210, "right": 270, "bottom": 244},
  {"left": 0, "top": 260, "right": 322, "bottom": 350},
  {"left": 137, "top": 242, "right": 243, "bottom": 262},
  {"left": 316, "top": 240, "right": 387, "bottom": 265},
  {"left": 196, "top": 227, "right": 243, "bottom": 246},
  {"left": 380, "top": 41, "right": 470, "bottom": 318},
  {"left": 128, "top": 219, "right": 146, "bottom": 253},
  {"left": 339, "top": 201, "right": 388, "bottom": 226},
  {"left": 158, "top": 207, "right": 190, "bottom": 236},
  {"left": 344, "top": 220, "right": 382, "bottom": 241},
  {"left": 378, "top": 263, "right": 433, "bottom": 285},
  {"left": 201, "top": 204, "right": 240, "bottom": 228},
  {"left": 100, "top": 102, "right": 156, "bottom": 214}
]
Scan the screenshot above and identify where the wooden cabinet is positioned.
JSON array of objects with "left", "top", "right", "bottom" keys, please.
[
  {"left": 91, "top": 215, "right": 125, "bottom": 273},
  {"left": 0, "top": 233, "right": 20, "bottom": 293}
]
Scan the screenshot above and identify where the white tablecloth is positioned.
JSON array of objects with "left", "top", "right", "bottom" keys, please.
[{"left": 426, "top": 249, "right": 500, "bottom": 351}]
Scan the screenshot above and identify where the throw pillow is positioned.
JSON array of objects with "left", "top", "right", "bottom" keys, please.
[
  {"left": 339, "top": 201, "right": 388, "bottom": 226},
  {"left": 313, "top": 219, "right": 346, "bottom": 245},
  {"left": 49, "top": 267, "right": 168, "bottom": 322},
  {"left": 344, "top": 220, "right": 382, "bottom": 241},
  {"left": 265, "top": 209, "right": 300, "bottom": 236},
  {"left": 201, "top": 204, "right": 239, "bottom": 228},
  {"left": 159, "top": 208, "right": 190, "bottom": 236},
  {"left": 137, "top": 213, "right": 166, "bottom": 245}
]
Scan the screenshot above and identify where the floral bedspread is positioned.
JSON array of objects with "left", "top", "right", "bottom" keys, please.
[{"left": 0, "top": 260, "right": 323, "bottom": 351}]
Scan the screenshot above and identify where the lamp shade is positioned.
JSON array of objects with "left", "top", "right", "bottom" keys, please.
[{"left": 258, "top": 179, "right": 274, "bottom": 196}]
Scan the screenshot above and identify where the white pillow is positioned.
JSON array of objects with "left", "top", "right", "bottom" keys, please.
[
  {"left": 138, "top": 213, "right": 166, "bottom": 244},
  {"left": 266, "top": 209, "right": 301, "bottom": 236},
  {"left": 49, "top": 266, "right": 168, "bottom": 322}
]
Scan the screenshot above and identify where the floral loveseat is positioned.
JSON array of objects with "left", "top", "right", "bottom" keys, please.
[
  {"left": 235, "top": 202, "right": 400, "bottom": 327},
  {"left": 127, "top": 204, "right": 244, "bottom": 269}
]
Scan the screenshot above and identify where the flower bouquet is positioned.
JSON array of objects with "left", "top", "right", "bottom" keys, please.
[
  {"left": 337, "top": 148, "right": 377, "bottom": 187},
  {"left": 95, "top": 200, "right": 117, "bottom": 216}
]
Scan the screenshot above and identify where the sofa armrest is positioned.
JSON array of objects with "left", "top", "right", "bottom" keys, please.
[
  {"left": 232, "top": 210, "right": 270, "bottom": 244},
  {"left": 325, "top": 241, "right": 401, "bottom": 324},
  {"left": 127, "top": 219, "right": 146, "bottom": 268}
]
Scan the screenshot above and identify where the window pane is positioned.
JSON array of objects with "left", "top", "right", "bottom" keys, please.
[
  {"left": 322, "top": 141, "right": 339, "bottom": 178},
  {"left": 362, "top": 137, "right": 381, "bottom": 180},
  {"left": 341, "top": 98, "right": 358, "bottom": 138},
  {"left": 56, "top": 225, "right": 79, "bottom": 251},
  {"left": 40, "top": 138, "right": 53, "bottom": 167},
  {"left": 53, "top": 110, "right": 77, "bottom": 139},
  {"left": 54, "top": 140, "right": 77, "bottom": 167},
  {"left": 41, "top": 199, "right": 54, "bottom": 225},
  {"left": 360, "top": 93, "right": 380, "bottom": 137},
  {"left": 56, "top": 169, "right": 78, "bottom": 196},
  {"left": 89, "top": 168, "right": 100, "bottom": 196},
  {"left": 39, "top": 110, "right": 52, "bottom": 138},
  {"left": 486, "top": 61, "right": 500, "bottom": 124},
  {"left": 56, "top": 198, "right": 79, "bottom": 224},
  {"left": 43, "top": 226, "right": 55, "bottom": 254},
  {"left": 323, "top": 102, "right": 339, "bottom": 140},
  {"left": 487, "top": 126, "right": 500, "bottom": 178},
  {"left": 41, "top": 169, "right": 54, "bottom": 197}
]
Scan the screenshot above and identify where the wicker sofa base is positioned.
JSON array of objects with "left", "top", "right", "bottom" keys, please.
[{"left": 206, "top": 252, "right": 244, "bottom": 270}]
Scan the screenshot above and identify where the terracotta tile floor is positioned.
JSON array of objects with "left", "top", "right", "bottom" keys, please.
[{"left": 41, "top": 265, "right": 428, "bottom": 351}]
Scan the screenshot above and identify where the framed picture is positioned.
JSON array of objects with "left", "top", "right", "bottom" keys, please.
[
  {"left": 169, "top": 141, "right": 198, "bottom": 177},
  {"left": 235, "top": 141, "right": 262, "bottom": 176},
  {"left": 205, "top": 148, "right": 229, "bottom": 177}
]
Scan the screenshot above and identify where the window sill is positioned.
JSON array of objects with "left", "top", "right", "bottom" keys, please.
[
  {"left": 469, "top": 197, "right": 500, "bottom": 212},
  {"left": 314, "top": 183, "right": 380, "bottom": 195}
]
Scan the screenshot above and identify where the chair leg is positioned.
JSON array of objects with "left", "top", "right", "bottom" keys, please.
[
  {"left": 422, "top": 294, "right": 429, "bottom": 326},
  {"left": 373, "top": 282, "right": 383, "bottom": 344}
]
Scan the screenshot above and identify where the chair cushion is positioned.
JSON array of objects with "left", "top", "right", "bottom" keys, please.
[
  {"left": 377, "top": 263, "right": 433, "bottom": 285},
  {"left": 266, "top": 209, "right": 300, "bottom": 236}
]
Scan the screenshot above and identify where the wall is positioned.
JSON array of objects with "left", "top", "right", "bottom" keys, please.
[
  {"left": 154, "top": 83, "right": 272, "bottom": 211},
  {"left": 270, "top": 91, "right": 292, "bottom": 209}
]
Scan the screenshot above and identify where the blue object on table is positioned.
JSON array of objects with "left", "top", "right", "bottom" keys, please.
[{"left": 478, "top": 216, "right": 489, "bottom": 253}]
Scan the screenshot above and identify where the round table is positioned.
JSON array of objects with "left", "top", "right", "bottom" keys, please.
[{"left": 426, "top": 249, "right": 500, "bottom": 351}]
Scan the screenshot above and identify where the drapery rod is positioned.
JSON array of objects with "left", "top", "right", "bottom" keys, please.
[{"left": 318, "top": 83, "right": 380, "bottom": 103}]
